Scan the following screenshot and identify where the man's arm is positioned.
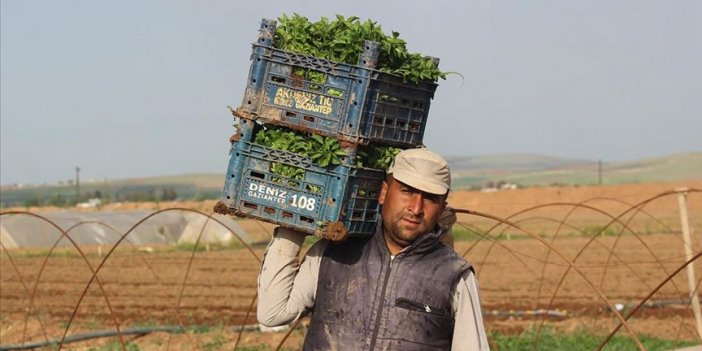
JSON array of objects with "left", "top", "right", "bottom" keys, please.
[
  {"left": 257, "top": 227, "right": 327, "bottom": 327},
  {"left": 451, "top": 270, "right": 489, "bottom": 350}
]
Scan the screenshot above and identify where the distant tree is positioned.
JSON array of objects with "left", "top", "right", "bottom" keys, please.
[
  {"left": 145, "top": 188, "right": 156, "bottom": 202},
  {"left": 196, "top": 190, "right": 211, "bottom": 201},
  {"left": 24, "top": 197, "right": 41, "bottom": 208},
  {"left": 161, "top": 188, "right": 177, "bottom": 201},
  {"left": 48, "top": 194, "right": 67, "bottom": 207}
]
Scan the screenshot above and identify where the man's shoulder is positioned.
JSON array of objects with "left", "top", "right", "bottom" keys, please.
[
  {"left": 433, "top": 243, "right": 473, "bottom": 272},
  {"left": 321, "top": 235, "right": 376, "bottom": 264}
]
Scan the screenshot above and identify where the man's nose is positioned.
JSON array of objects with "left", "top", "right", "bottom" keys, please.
[{"left": 408, "top": 193, "right": 424, "bottom": 216}]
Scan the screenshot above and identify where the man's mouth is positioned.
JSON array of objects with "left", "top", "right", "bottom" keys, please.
[{"left": 402, "top": 217, "right": 421, "bottom": 226}]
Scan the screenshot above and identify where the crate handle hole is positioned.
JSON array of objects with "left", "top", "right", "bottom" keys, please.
[
  {"left": 285, "top": 111, "right": 296, "bottom": 118},
  {"left": 244, "top": 202, "right": 258, "bottom": 210},
  {"left": 300, "top": 216, "right": 314, "bottom": 223},
  {"left": 304, "top": 115, "right": 315, "bottom": 123},
  {"left": 251, "top": 171, "right": 265, "bottom": 179},
  {"left": 272, "top": 76, "right": 286, "bottom": 84},
  {"left": 264, "top": 207, "right": 276, "bottom": 214},
  {"left": 306, "top": 184, "right": 322, "bottom": 193},
  {"left": 282, "top": 211, "right": 293, "bottom": 219}
]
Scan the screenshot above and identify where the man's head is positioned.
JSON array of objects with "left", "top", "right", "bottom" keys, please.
[{"left": 378, "top": 148, "right": 451, "bottom": 253}]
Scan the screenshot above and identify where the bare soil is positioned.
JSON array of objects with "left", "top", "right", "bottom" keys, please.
[{"left": 2, "top": 180, "right": 701, "bottom": 349}]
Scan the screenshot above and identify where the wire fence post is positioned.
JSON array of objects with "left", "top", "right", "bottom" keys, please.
[{"left": 677, "top": 188, "right": 702, "bottom": 341}]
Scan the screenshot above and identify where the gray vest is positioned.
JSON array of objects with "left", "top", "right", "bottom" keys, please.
[{"left": 303, "top": 226, "right": 472, "bottom": 351}]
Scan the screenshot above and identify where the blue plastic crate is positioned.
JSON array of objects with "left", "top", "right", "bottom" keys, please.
[
  {"left": 234, "top": 18, "right": 438, "bottom": 147},
  {"left": 215, "top": 120, "right": 385, "bottom": 240}
]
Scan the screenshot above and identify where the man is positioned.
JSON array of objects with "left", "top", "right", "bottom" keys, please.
[{"left": 257, "top": 148, "right": 488, "bottom": 350}]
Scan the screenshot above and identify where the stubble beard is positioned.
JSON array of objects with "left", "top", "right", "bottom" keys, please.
[{"left": 384, "top": 213, "right": 424, "bottom": 249}]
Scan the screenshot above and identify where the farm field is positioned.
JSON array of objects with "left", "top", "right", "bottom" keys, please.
[{"left": 1, "top": 180, "right": 701, "bottom": 350}]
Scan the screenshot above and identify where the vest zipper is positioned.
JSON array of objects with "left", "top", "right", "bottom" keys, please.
[{"left": 368, "top": 256, "right": 394, "bottom": 350}]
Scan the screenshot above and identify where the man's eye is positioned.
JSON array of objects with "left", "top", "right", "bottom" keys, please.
[{"left": 425, "top": 196, "right": 440, "bottom": 204}]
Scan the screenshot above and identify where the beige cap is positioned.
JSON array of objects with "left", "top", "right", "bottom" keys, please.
[{"left": 387, "top": 148, "right": 451, "bottom": 195}]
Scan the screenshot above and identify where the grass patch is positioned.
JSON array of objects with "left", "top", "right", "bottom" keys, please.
[
  {"left": 0, "top": 239, "right": 251, "bottom": 261},
  {"left": 452, "top": 227, "right": 529, "bottom": 242},
  {"left": 490, "top": 328, "right": 696, "bottom": 351},
  {"left": 303, "top": 235, "right": 320, "bottom": 247},
  {"left": 87, "top": 341, "right": 140, "bottom": 351},
  {"left": 0, "top": 247, "right": 93, "bottom": 260},
  {"left": 172, "top": 239, "right": 246, "bottom": 253},
  {"left": 234, "top": 346, "right": 296, "bottom": 351},
  {"left": 450, "top": 224, "right": 669, "bottom": 242}
]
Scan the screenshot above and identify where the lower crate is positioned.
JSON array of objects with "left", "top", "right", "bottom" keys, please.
[{"left": 215, "top": 124, "right": 385, "bottom": 240}]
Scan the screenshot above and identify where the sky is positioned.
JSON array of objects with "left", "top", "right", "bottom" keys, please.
[{"left": 1, "top": 0, "right": 700, "bottom": 185}]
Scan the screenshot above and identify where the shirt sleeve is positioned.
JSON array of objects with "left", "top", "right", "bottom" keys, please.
[
  {"left": 451, "top": 269, "right": 489, "bottom": 350},
  {"left": 256, "top": 227, "right": 327, "bottom": 327}
]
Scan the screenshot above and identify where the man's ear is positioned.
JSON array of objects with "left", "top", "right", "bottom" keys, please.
[{"left": 378, "top": 180, "right": 389, "bottom": 205}]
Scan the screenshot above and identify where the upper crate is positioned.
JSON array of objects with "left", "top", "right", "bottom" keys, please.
[{"left": 234, "top": 18, "right": 439, "bottom": 147}]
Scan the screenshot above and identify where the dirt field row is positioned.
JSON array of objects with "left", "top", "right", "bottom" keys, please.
[{"left": 1, "top": 181, "right": 701, "bottom": 349}]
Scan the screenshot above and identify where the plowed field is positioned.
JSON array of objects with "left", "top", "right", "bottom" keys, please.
[{"left": 2, "top": 181, "right": 701, "bottom": 349}]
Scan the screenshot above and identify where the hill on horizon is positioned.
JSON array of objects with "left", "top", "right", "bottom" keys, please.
[
  {"left": 2, "top": 152, "right": 700, "bottom": 207},
  {"left": 448, "top": 152, "right": 702, "bottom": 188}
]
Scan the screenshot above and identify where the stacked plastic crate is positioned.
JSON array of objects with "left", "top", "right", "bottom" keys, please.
[{"left": 214, "top": 18, "right": 439, "bottom": 241}]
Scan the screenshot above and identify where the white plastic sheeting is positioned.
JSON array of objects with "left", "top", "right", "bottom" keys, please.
[{"left": 0, "top": 210, "right": 257, "bottom": 249}]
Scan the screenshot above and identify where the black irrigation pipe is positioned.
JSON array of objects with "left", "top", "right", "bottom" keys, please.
[{"left": 0, "top": 324, "right": 260, "bottom": 351}]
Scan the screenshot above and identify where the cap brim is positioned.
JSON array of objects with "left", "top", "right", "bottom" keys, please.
[{"left": 392, "top": 169, "right": 449, "bottom": 195}]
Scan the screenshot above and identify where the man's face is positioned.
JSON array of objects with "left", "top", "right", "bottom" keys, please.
[{"left": 378, "top": 176, "right": 447, "bottom": 251}]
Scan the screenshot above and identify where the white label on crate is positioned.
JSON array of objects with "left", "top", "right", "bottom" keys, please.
[
  {"left": 246, "top": 182, "right": 317, "bottom": 211},
  {"left": 290, "top": 194, "right": 316, "bottom": 211},
  {"left": 247, "top": 183, "right": 287, "bottom": 205},
  {"left": 273, "top": 87, "right": 333, "bottom": 115}
]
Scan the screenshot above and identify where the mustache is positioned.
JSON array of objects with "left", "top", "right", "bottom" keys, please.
[{"left": 402, "top": 214, "right": 422, "bottom": 222}]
